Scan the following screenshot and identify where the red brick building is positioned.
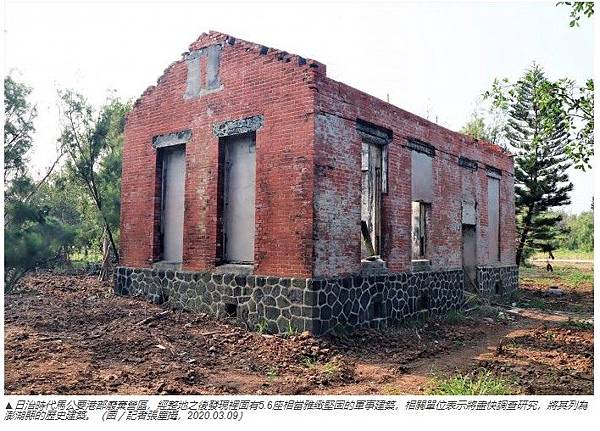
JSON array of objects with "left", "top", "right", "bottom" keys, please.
[{"left": 116, "top": 31, "right": 518, "bottom": 335}]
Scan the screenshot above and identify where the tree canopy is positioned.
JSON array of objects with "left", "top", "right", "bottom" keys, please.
[{"left": 484, "top": 65, "right": 575, "bottom": 263}]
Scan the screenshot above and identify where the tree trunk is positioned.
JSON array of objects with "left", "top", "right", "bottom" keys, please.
[
  {"left": 516, "top": 205, "right": 535, "bottom": 265},
  {"left": 103, "top": 220, "right": 119, "bottom": 263},
  {"left": 99, "top": 232, "right": 111, "bottom": 281}
]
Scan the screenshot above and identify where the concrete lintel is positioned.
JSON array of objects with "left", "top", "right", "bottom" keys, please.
[
  {"left": 152, "top": 129, "right": 192, "bottom": 149},
  {"left": 406, "top": 137, "right": 436, "bottom": 157},
  {"left": 486, "top": 165, "right": 502, "bottom": 179},
  {"left": 213, "top": 115, "right": 264, "bottom": 137},
  {"left": 356, "top": 119, "right": 393, "bottom": 144},
  {"left": 459, "top": 156, "right": 478, "bottom": 171}
]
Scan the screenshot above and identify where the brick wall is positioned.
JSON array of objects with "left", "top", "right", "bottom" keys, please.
[
  {"left": 312, "top": 75, "right": 515, "bottom": 277},
  {"left": 121, "top": 31, "right": 516, "bottom": 280},
  {"left": 121, "top": 32, "right": 322, "bottom": 277}
]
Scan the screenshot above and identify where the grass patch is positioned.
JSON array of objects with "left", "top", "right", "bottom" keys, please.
[
  {"left": 565, "top": 271, "right": 593, "bottom": 286},
  {"left": 472, "top": 304, "right": 501, "bottom": 319},
  {"left": 284, "top": 321, "right": 298, "bottom": 337},
  {"left": 255, "top": 320, "right": 269, "bottom": 334},
  {"left": 321, "top": 361, "right": 340, "bottom": 377},
  {"left": 519, "top": 264, "right": 593, "bottom": 290},
  {"left": 559, "top": 319, "right": 593, "bottom": 331},
  {"left": 381, "top": 384, "right": 404, "bottom": 395},
  {"left": 427, "top": 371, "right": 515, "bottom": 395},
  {"left": 302, "top": 357, "right": 340, "bottom": 378},
  {"left": 266, "top": 367, "right": 279, "bottom": 380},
  {"left": 441, "top": 309, "right": 469, "bottom": 324},
  {"left": 532, "top": 249, "right": 593, "bottom": 261},
  {"left": 525, "top": 298, "right": 547, "bottom": 310}
]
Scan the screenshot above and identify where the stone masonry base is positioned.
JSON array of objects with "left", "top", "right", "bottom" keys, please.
[
  {"left": 476, "top": 266, "right": 519, "bottom": 297},
  {"left": 114, "top": 265, "right": 518, "bottom": 335}
]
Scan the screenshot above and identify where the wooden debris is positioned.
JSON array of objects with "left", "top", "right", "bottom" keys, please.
[{"left": 136, "top": 310, "right": 170, "bottom": 326}]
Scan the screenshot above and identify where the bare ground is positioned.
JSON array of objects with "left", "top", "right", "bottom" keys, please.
[{"left": 4, "top": 266, "right": 593, "bottom": 395}]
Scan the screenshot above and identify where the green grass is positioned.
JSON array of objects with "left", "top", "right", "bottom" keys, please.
[
  {"left": 302, "top": 357, "right": 340, "bottom": 378},
  {"left": 69, "top": 251, "right": 103, "bottom": 262},
  {"left": 427, "top": 371, "right": 515, "bottom": 395},
  {"left": 441, "top": 309, "right": 469, "bottom": 324},
  {"left": 532, "top": 249, "right": 593, "bottom": 261},
  {"left": 255, "top": 320, "right": 269, "bottom": 334},
  {"left": 321, "top": 361, "right": 340, "bottom": 377},
  {"left": 525, "top": 298, "right": 547, "bottom": 310},
  {"left": 565, "top": 271, "right": 594, "bottom": 285},
  {"left": 473, "top": 304, "right": 502, "bottom": 318},
  {"left": 266, "top": 367, "right": 279, "bottom": 380},
  {"left": 559, "top": 318, "right": 593, "bottom": 331},
  {"left": 284, "top": 321, "right": 298, "bottom": 337},
  {"left": 519, "top": 264, "right": 593, "bottom": 290}
]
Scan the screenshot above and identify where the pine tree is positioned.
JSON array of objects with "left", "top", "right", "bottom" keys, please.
[{"left": 505, "top": 65, "right": 574, "bottom": 264}]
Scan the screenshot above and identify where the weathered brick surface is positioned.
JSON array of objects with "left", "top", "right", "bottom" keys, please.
[
  {"left": 121, "top": 31, "right": 516, "bottom": 281},
  {"left": 121, "top": 32, "right": 321, "bottom": 277},
  {"left": 312, "top": 76, "right": 516, "bottom": 277}
]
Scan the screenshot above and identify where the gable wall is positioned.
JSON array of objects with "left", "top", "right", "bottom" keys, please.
[{"left": 121, "top": 33, "right": 321, "bottom": 277}]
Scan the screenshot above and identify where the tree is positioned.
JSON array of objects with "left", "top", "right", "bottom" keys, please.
[
  {"left": 461, "top": 113, "right": 488, "bottom": 141},
  {"left": 483, "top": 75, "right": 593, "bottom": 171},
  {"left": 557, "top": 210, "right": 594, "bottom": 251},
  {"left": 4, "top": 181, "right": 76, "bottom": 290},
  {"left": 4, "top": 76, "right": 36, "bottom": 186},
  {"left": 552, "top": 78, "right": 594, "bottom": 170},
  {"left": 4, "top": 76, "right": 74, "bottom": 291},
  {"left": 37, "top": 170, "right": 104, "bottom": 262},
  {"left": 557, "top": 2, "right": 594, "bottom": 27},
  {"left": 460, "top": 101, "right": 507, "bottom": 147},
  {"left": 555, "top": 2, "right": 594, "bottom": 170},
  {"left": 57, "top": 89, "right": 131, "bottom": 276},
  {"left": 486, "top": 65, "right": 574, "bottom": 264}
]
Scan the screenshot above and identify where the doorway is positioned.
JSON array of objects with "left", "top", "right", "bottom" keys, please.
[
  {"left": 159, "top": 145, "right": 186, "bottom": 263},
  {"left": 220, "top": 132, "right": 256, "bottom": 264},
  {"left": 361, "top": 141, "right": 383, "bottom": 258},
  {"left": 462, "top": 224, "right": 477, "bottom": 292}
]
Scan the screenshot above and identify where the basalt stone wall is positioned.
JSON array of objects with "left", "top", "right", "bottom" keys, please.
[
  {"left": 311, "top": 269, "right": 464, "bottom": 335},
  {"left": 115, "top": 266, "right": 468, "bottom": 335},
  {"left": 114, "top": 266, "right": 317, "bottom": 334},
  {"left": 476, "top": 265, "right": 519, "bottom": 298}
]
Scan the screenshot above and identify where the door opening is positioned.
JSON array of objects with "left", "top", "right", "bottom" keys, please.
[
  {"left": 218, "top": 132, "right": 256, "bottom": 264},
  {"left": 462, "top": 224, "right": 477, "bottom": 292},
  {"left": 159, "top": 145, "right": 186, "bottom": 263},
  {"left": 361, "top": 142, "right": 383, "bottom": 258}
]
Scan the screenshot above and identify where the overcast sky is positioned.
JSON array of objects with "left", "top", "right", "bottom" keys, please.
[{"left": 4, "top": 0, "right": 594, "bottom": 213}]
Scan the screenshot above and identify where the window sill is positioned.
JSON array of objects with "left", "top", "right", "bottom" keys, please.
[
  {"left": 360, "top": 258, "right": 388, "bottom": 276},
  {"left": 411, "top": 259, "right": 431, "bottom": 272},
  {"left": 214, "top": 263, "right": 254, "bottom": 276},
  {"left": 152, "top": 261, "right": 182, "bottom": 271}
]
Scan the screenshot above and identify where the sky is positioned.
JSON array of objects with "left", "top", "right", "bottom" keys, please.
[{"left": 3, "top": 0, "right": 594, "bottom": 214}]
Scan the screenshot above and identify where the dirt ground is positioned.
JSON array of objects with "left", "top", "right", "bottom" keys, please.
[{"left": 4, "top": 263, "right": 593, "bottom": 395}]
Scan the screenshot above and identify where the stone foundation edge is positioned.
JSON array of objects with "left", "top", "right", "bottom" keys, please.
[
  {"left": 476, "top": 265, "right": 519, "bottom": 298},
  {"left": 114, "top": 265, "right": 517, "bottom": 335}
]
